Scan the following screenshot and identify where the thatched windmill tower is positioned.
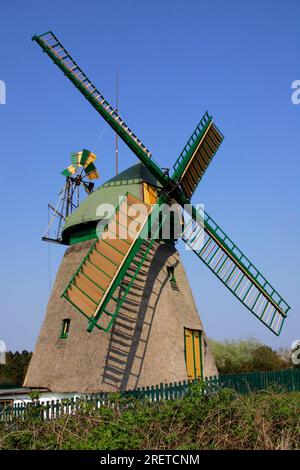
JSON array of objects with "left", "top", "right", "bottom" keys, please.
[
  {"left": 25, "top": 31, "right": 290, "bottom": 394},
  {"left": 25, "top": 163, "right": 218, "bottom": 393}
]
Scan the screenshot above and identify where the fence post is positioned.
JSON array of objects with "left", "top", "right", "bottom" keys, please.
[{"left": 158, "top": 382, "right": 163, "bottom": 401}]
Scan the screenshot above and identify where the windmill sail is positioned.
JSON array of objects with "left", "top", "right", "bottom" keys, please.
[
  {"left": 62, "top": 194, "right": 168, "bottom": 333},
  {"left": 62, "top": 194, "right": 151, "bottom": 331},
  {"left": 182, "top": 205, "right": 290, "bottom": 335},
  {"left": 32, "top": 31, "right": 167, "bottom": 185},
  {"left": 172, "top": 112, "right": 224, "bottom": 199}
]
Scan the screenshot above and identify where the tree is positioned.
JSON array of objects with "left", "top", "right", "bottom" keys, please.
[
  {"left": 208, "top": 338, "right": 290, "bottom": 374},
  {"left": 251, "top": 346, "right": 288, "bottom": 371},
  {"left": 208, "top": 337, "right": 262, "bottom": 373},
  {"left": 0, "top": 351, "right": 32, "bottom": 386}
]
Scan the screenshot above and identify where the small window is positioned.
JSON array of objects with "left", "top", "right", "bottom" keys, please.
[
  {"left": 167, "top": 266, "right": 175, "bottom": 282},
  {"left": 60, "top": 319, "right": 70, "bottom": 339},
  {"left": 167, "top": 266, "right": 178, "bottom": 290}
]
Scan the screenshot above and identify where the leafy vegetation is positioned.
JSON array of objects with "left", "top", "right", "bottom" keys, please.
[
  {"left": 209, "top": 338, "right": 290, "bottom": 374},
  {"left": 0, "top": 351, "right": 32, "bottom": 386},
  {"left": 0, "top": 388, "right": 299, "bottom": 450}
]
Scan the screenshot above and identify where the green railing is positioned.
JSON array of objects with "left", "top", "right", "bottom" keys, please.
[{"left": 1, "top": 369, "right": 299, "bottom": 422}]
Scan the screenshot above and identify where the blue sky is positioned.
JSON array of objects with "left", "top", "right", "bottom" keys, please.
[{"left": 0, "top": 0, "right": 299, "bottom": 352}]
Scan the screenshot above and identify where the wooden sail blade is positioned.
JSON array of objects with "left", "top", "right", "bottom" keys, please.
[
  {"left": 32, "top": 31, "right": 167, "bottom": 185},
  {"left": 61, "top": 193, "right": 153, "bottom": 332},
  {"left": 85, "top": 199, "right": 168, "bottom": 333},
  {"left": 181, "top": 205, "right": 290, "bottom": 336},
  {"left": 172, "top": 112, "right": 224, "bottom": 199}
]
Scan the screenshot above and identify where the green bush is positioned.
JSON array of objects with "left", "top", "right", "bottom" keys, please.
[
  {"left": 208, "top": 338, "right": 290, "bottom": 374},
  {"left": 0, "top": 389, "right": 299, "bottom": 450}
]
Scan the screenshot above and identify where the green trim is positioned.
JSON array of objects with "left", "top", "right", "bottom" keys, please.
[
  {"left": 60, "top": 319, "right": 70, "bottom": 339},
  {"left": 199, "top": 331, "right": 204, "bottom": 380},
  {"left": 103, "top": 178, "right": 142, "bottom": 188},
  {"left": 172, "top": 112, "right": 224, "bottom": 182},
  {"left": 61, "top": 194, "right": 128, "bottom": 299},
  {"left": 87, "top": 257, "right": 113, "bottom": 280},
  {"left": 191, "top": 331, "right": 197, "bottom": 379},
  {"left": 94, "top": 239, "right": 156, "bottom": 333},
  {"left": 64, "top": 295, "right": 90, "bottom": 322},
  {"left": 72, "top": 282, "right": 98, "bottom": 306},
  {"left": 68, "top": 225, "right": 97, "bottom": 245},
  {"left": 93, "top": 246, "right": 119, "bottom": 267},
  {"left": 101, "top": 238, "right": 126, "bottom": 256},
  {"left": 80, "top": 270, "right": 106, "bottom": 292},
  {"left": 87, "top": 196, "right": 169, "bottom": 333},
  {"left": 181, "top": 204, "right": 291, "bottom": 336}
]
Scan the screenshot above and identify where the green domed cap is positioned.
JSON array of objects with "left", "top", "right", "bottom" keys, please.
[{"left": 62, "top": 163, "right": 161, "bottom": 244}]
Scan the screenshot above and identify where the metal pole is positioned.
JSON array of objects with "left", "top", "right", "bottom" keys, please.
[{"left": 115, "top": 68, "right": 119, "bottom": 175}]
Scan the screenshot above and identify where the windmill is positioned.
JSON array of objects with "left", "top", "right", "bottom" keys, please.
[{"left": 24, "top": 31, "right": 290, "bottom": 393}]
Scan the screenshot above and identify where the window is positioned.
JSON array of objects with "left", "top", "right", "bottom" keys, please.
[
  {"left": 184, "top": 328, "right": 203, "bottom": 380},
  {"left": 167, "top": 266, "right": 175, "bottom": 282},
  {"left": 167, "top": 266, "right": 178, "bottom": 290},
  {"left": 60, "top": 319, "right": 70, "bottom": 339}
]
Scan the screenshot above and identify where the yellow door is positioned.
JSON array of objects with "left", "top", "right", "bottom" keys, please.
[{"left": 184, "top": 328, "right": 203, "bottom": 380}]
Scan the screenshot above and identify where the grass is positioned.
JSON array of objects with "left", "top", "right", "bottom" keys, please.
[{"left": 0, "top": 387, "right": 299, "bottom": 450}]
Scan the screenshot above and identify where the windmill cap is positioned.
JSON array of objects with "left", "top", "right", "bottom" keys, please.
[
  {"left": 103, "top": 162, "right": 160, "bottom": 188},
  {"left": 61, "top": 163, "right": 161, "bottom": 243}
]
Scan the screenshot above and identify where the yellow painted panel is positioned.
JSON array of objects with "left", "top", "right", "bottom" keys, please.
[
  {"left": 184, "top": 328, "right": 202, "bottom": 380},
  {"left": 87, "top": 169, "right": 99, "bottom": 180},
  {"left": 185, "top": 329, "right": 195, "bottom": 380},
  {"left": 193, "top": 330, "right": 202, "bottom": 379},
  {"left": 143, "top": 183, "right": 157, "bottom": 205},
  {"left": 67, "top": 165, "right": 76, "bottom": 175},
  {"left": 85, "top": 151, "right": 97, "bottom": 166}
]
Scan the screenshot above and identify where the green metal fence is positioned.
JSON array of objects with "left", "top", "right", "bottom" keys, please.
[{"left": 1, "top": 369, "right": 299, "bottom": 422}]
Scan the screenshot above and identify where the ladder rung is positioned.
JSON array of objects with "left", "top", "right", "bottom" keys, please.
[
  {"left": 232, "top": 272, "right": 244, "bottom": 291},
  {"left": 103, "top": 309, "right": 114, "bottom": 317},
  {"left": 207, "top": 246, "right": 221, "bottom": 266}
]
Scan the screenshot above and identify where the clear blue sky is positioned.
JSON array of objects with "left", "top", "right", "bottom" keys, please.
[{"left": 0, "top": 0, "right": 299, "bottom": 352}]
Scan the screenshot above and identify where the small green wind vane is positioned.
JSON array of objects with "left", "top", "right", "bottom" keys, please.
[
  {"left": 42, "top": 149, "right": 99, "bottom": 243},
  {"left": 33, "top": 31, "right": 290, "bottom": 336}
]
